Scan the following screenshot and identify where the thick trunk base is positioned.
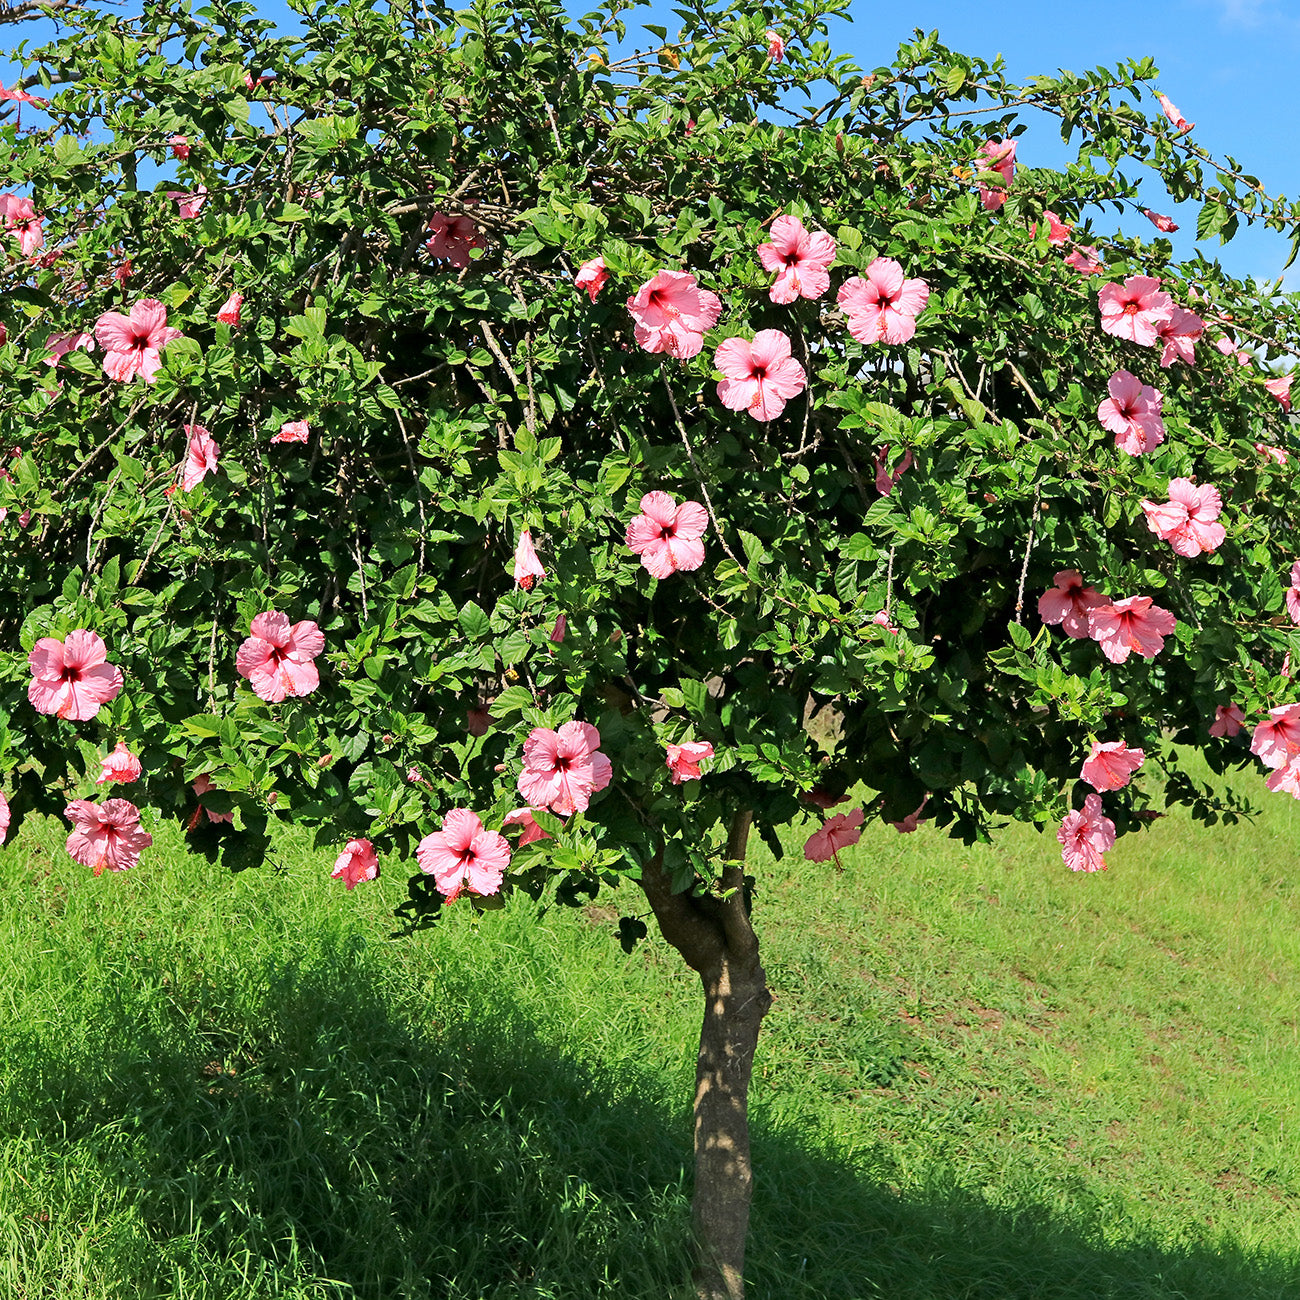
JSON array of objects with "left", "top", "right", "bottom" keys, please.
[
  {"left": 691, "top": 950, "right": 772, "bottom": 1300},
  {"left": 637, "top": 811, "right": 771, "bottom": 1300}
]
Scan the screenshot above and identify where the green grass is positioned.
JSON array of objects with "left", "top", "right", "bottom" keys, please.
[{"left": 2, "top": 759, "right": 1300, "bottom": 1299}]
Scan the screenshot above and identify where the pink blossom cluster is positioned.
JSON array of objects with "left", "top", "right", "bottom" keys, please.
[
  {"left": 626, "top": 270, "right": 722, "bottom": 358},
  {"left": 607, "top": 224, "right": 929, "bottom": 428},
  {"left": 1252, "top": 705, "right": 1300, "bottom": 799},
  {"left": 838, "top": 258, "right": 930, "bottom": 345},
  {"left": 626, "top": 491, "right": 707, "bottom": 578},
  {"left": 974, "top": 138, "right": 1016, "bottom": 212},
  {"left": 1057, "top": 794, "right": 1116, "bottom": 872},
  {"left": 804, "top": 808, "right": 863, "bottom": 863},
  {"left": 756, "top": 215, "right": 836, "bottom": 304},
  {"left": 1098, "top": 369, "right": 1165, "bottom": 454},
  {"left": 426, "top": 212, "right": 484, "bottom": 268},
  {"left": 1140, "top": 479, "right": 1225, "bottom": 558},
  {"left": 64, "top": 798, "right": 153, "bottom": 875},
  {"left": 1038, "top": 572, "right": 1176, "bottom": 664},
  {"left": 94, "top": 298, "right": 183, "bottom": 385},
  {"left": 236, "top": 611, "right": 325, "bottom": 703},
  {"left": 0, "top": 193, "right": 44, "bottom": 257}
]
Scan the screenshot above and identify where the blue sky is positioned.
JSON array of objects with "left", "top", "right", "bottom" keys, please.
[{"left": 3, "top": 0, "right": 1296, "bottom": 283}]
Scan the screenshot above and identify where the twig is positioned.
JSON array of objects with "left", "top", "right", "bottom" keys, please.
[
  {"left": 661, "top": 366, "right": 742, "bottom": 568},
  {"left": 479, "top": 319, "right": 524, "bottom": 403},
  {"left": 350, "top": 533, "right": 369, "bottom": 619},
  {"left": 62, "top": 395, "right": 149, "bottom": 491},
  {"left": 1003, "top": 356, "right": 1043, "bottom": 411},
  {"left": 393, "top": 406, "right": 428, "bottom": 575},
  {"left": 1013, "top": 485, "right": 1041, "bottom": 623}
]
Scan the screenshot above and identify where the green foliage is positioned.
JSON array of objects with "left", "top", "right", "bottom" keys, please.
[{"left": 0, "top": 0, "right": 1298, "bottom": 902}]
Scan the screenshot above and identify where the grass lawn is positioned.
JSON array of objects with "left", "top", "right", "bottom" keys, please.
[{"left": 2, "top": 755, "right": 1299, "bottom": 1298}]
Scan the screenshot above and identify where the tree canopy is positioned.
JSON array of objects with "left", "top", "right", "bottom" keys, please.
[{"left": 3, "top": 0, "right": 1300, "bottom": 1292}]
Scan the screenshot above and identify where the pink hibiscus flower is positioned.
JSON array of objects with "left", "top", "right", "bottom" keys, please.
[
  {"left": 1057, "top": 793, "right": 1116, "bottom": 873},
  {"left": 43, "top": 330, "right": 95, "bottom": 369},
  {"left": 426, "top": 212, "right": 485, "bottom": 268},
  {"left": 1155, "top": 305, "right": 1204, "bottom": 369},
  {"left": 714, "top": 329, "right": 807, "bottom": 421},
  {"left": 169, "top": 135, "right": 191, "bottom": 160},
  {"left": 96, "top": 741, "right": 142, "bottom": 786},
  {"left": 94, "top": 298, "right": 183, "bottom": 384},
  {"left": 1208, "top": 703, "right": 1245, "bottom": 738},
  {"left": 167, "top": 186, "right": 208, "bottom": 219},
  {"left": 1087, "top": 596, "right": 1177, "bottom": 664},
  {"left": 803, "top": 808, "right": 864, "bottom": 863},
  {"left": 513, "top": 528, "right": 546, "bottom": 590},
  {"left": 180, "top": 425, "right": 219, "bottom": 491},
  {"left": 332, "top": 838, "right": 379, "bottom": 890},
  {"left": 666, "top": 741, "right": 714, "bottom": 784},
  {"left": 235, "top": 611, "right": 325, "bottom": 702},
  {"left": 1080, "top": 740, "right": 1145, "bottom": 792},
  {"left": 975, "top": 138, "right": 1016, "bottom": 211},
  {"left": 1157, "top": 92, "right": 1193, "bottom": 134},
  {"left": 888, "top": 794, "right": 930, "bottom": 833},
  {"left": 1097, "top": 369, "right": 1165, "bottom": 455},
  {"left": 874, "top": 445, "right": 913, "bottom": 496},
  {"left": 1038, "top": 570, "right": 1107, "bottom": 639},
  {"left": 756, "top": 214, "right": 837, "bottom": 304},
  {"left": 416, "top": 808, "right": 510, "bottom": 901},
  {"left": 1287, "top": 560, "right": 1300, "bottom": 625},
  {"left": 626, "top": 270, "right": 723, "bottom": 359},
  {"left": 28, "top": 629, "right": 124, "bottom": 721},
  {"left": 1140, "top": 478, "right": 1225, "bottom": 558},
  {"left": 0, "top": 194, "right": 44, "bottom": 257},
  {"left": 1216, "top": 335, "right": 1253, "bottom": 367},
  {"left": 575, "top": 256, "right": 609, "bottom": 302},
  {"left": 517, "top": 721, "right": 612, "bottom": 816},
  {"left": 1265, "top": 375, "right": 1292, "bottom": 411},
  {"left": 0, "top": 82, "right": 48, "bottom": 108},
  {"left": 503, "top": 807, "right": 552, "bottom": 845},
  {"left": 837, "top": 257, "right": 930, "bottom": 345},
  {"left": 0, "top": 790, "right": 8, "bottom": 845},
  {"left": 626, "top": 491, "right": 708, "bottom": 579},
  {"left": 272, "top": 420, "right": 310, "bottom": 444},
  {"left": 1144, "top": 209, "right": 1179, "bottom": 233},
  {"left": 872, "top": 608, "right": 899, "bottom": 635},
  {"left": 192, "top": 772, "right": 234, "bottom": 824},
  {"left": 216, "top": 291, "right": 243, "bottom": 326},
  {"left": 1251, "top": 704, "right": 1300, "bottom": 769},
  {"left": 64, "top": 798, "right": 153, "bottom": 875},
  {"left": 765, "top": 29, "right": 785, "bottom": 61},
  {"left": 1266, "top": 756, "right": 1300, "bottom": 799},
  {"left": 1255, "top": 443, "right": 1289, "bottom": 467},
  {"left": 1065, "top": 245, "right": 1104, "bottom": 276},
  {"left": 1037, "top": 210, "right": 1072, "bottom": 245},
  {"left": 1098, "top": 276, "right": 1174, "bottom": 347}
]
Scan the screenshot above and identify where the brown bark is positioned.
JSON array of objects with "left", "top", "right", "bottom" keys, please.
[{"left": 639, "top": 809, "right": 772, "bottom": 1300}]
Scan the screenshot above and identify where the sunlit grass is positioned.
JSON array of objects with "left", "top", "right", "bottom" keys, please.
[{"left": 2, "top": 753, "right": 1299, "bottom": 1298}]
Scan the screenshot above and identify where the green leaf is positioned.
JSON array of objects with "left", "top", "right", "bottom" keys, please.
[{"left": 458, "top": 601, "right": 490, "bottom": 639}]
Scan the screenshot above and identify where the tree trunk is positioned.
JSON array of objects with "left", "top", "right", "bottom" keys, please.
[{"left": 639, "top": 809, "right": 772, "bottom": 1300}]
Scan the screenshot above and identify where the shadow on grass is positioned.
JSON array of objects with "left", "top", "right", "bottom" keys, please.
[{"left": 6, "top": 930, "right": 1298, "bottom": 1300}]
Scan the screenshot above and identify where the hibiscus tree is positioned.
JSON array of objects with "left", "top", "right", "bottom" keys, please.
[{"left": 5, "top": 3, "right": 1300, "bottom": 1296}]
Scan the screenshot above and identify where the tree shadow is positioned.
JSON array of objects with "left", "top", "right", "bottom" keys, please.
[{"left": 6, "top": 932, "right": 1298, "bottom": 1300}]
